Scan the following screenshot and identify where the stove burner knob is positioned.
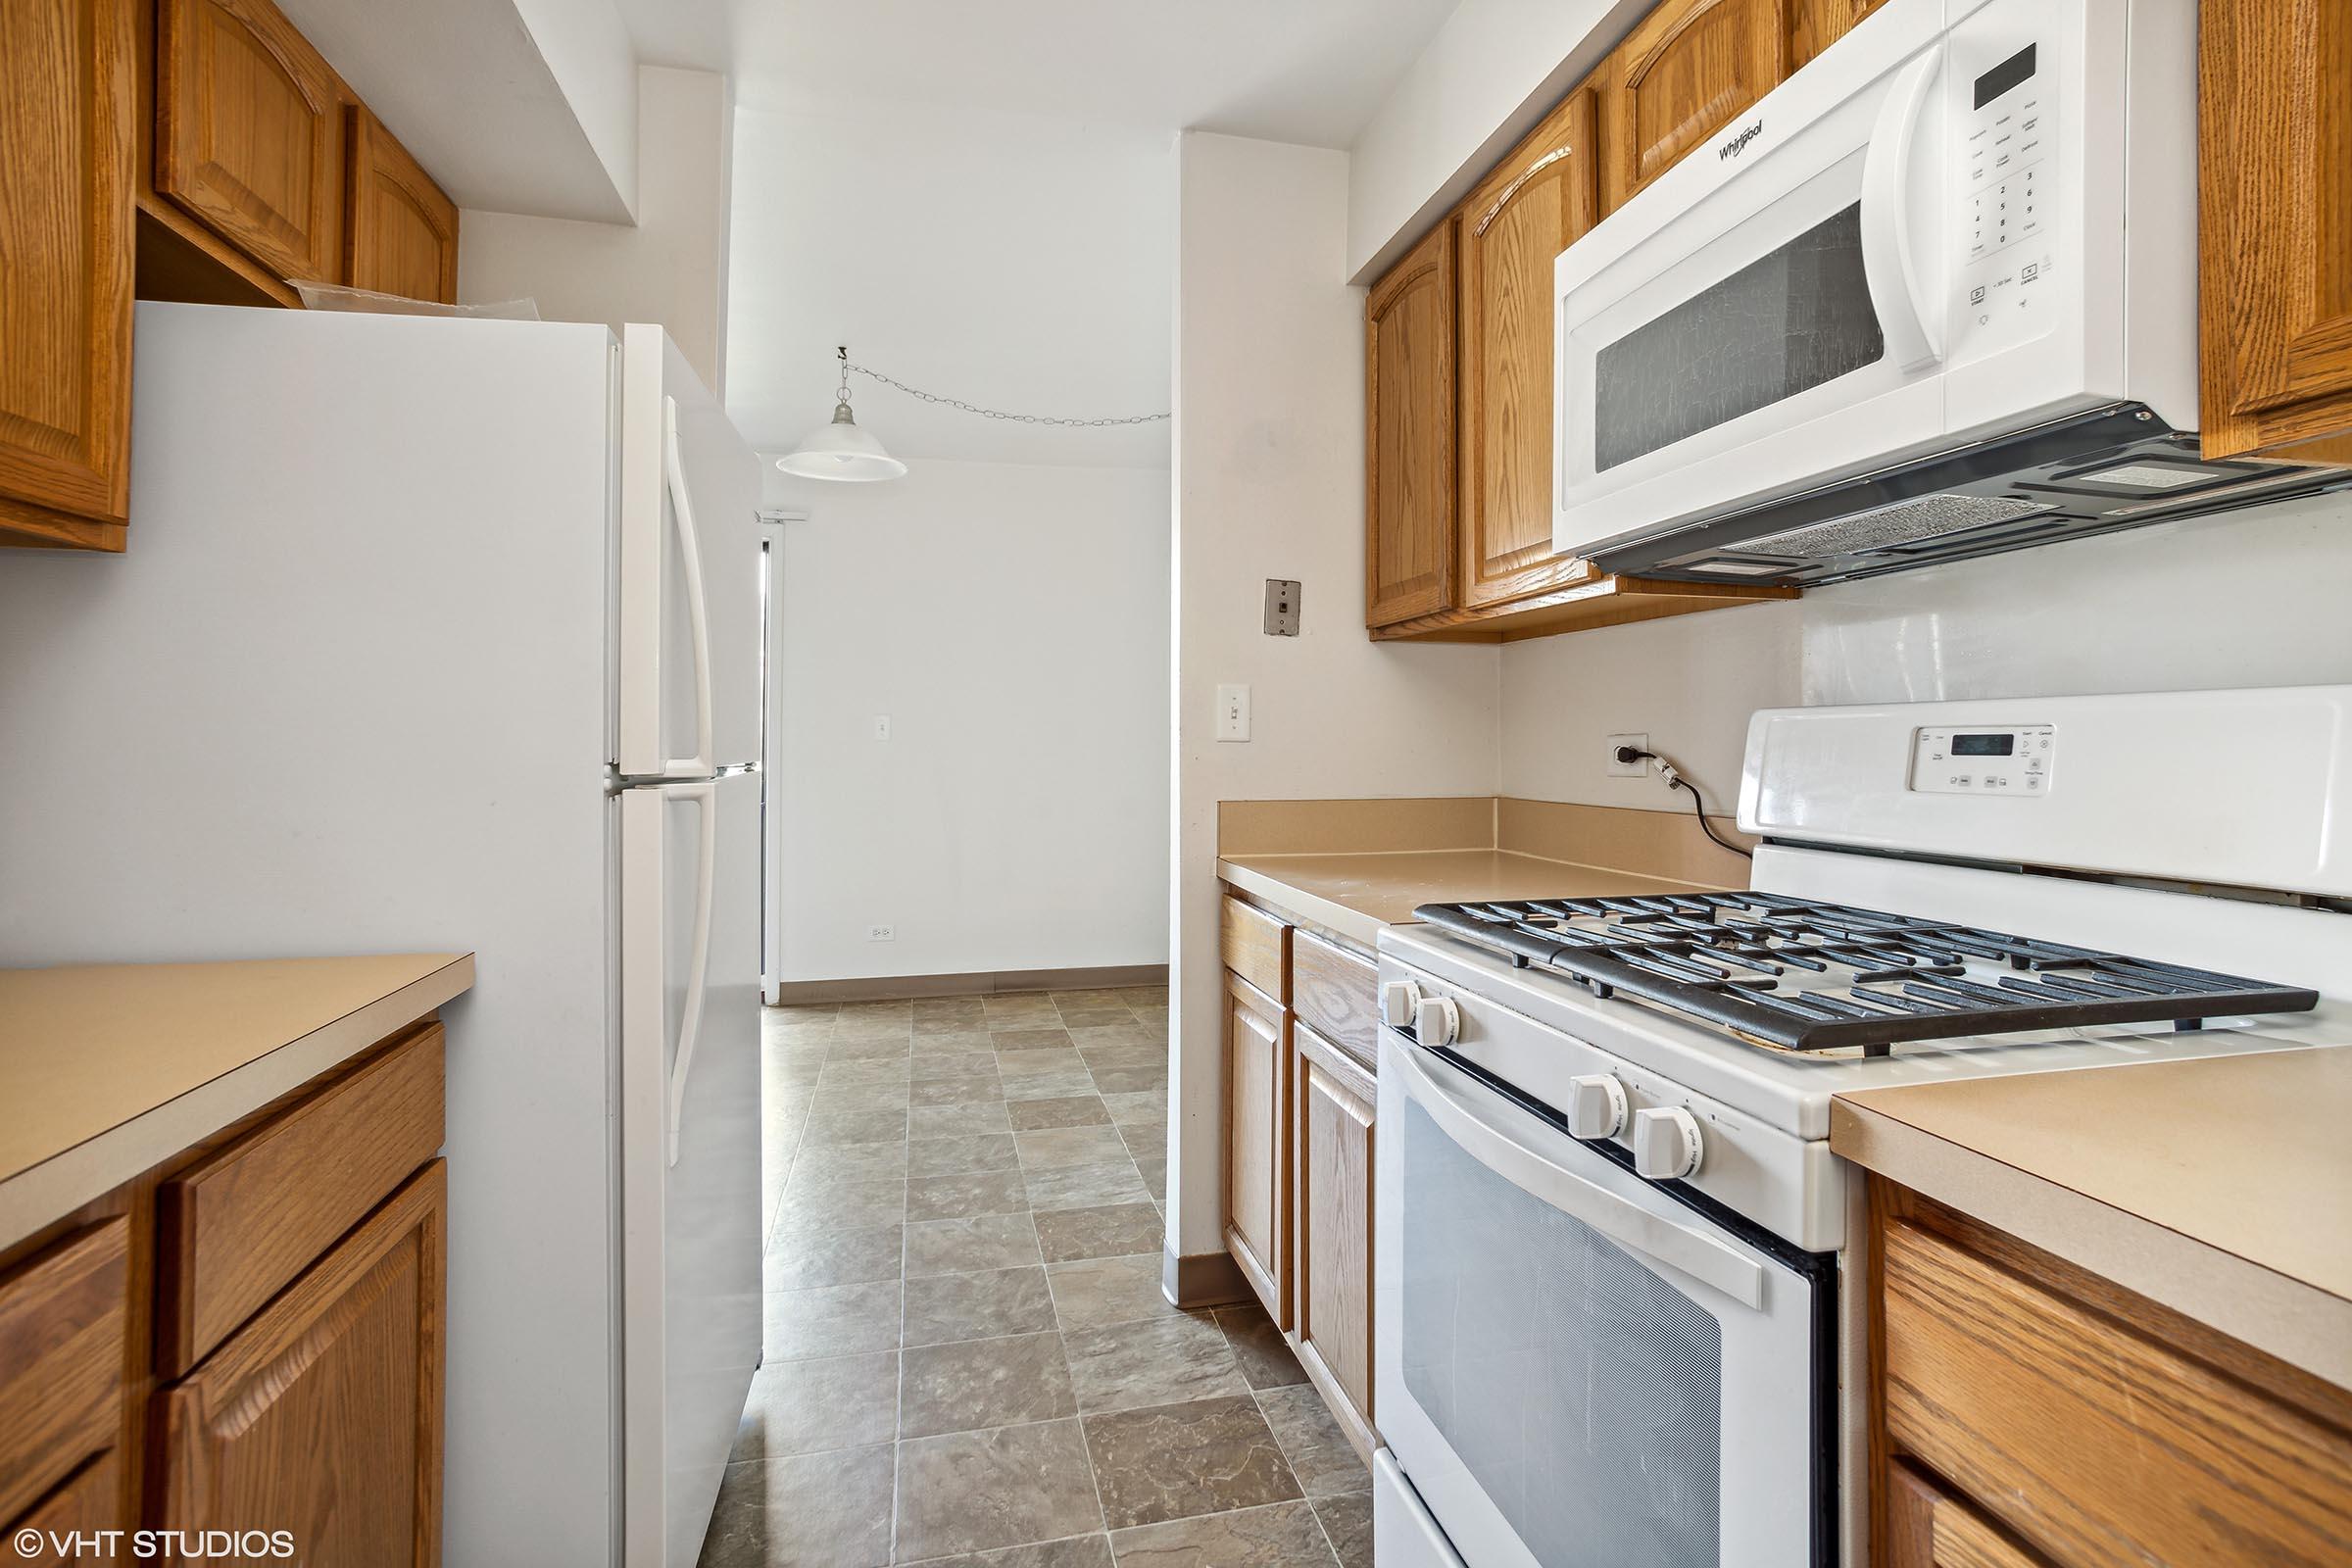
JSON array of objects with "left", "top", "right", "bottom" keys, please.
[
  {"left": 1631, "top": 1106, "right": 1704, "bottom": 1180},
  {"left": 1381, "top": 979, "right": 1423, "bottom": 1029},
  {"left": 1412, "top": 994, "right": 1460, "bottom": 1049},
  {"left": 1565, "top": 1074, "right": 1629, "bottom": 1140}
]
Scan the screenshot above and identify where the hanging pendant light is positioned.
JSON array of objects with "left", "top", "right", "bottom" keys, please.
[{"left": 775, "top": 345, "right": 906, "bottom": 482}]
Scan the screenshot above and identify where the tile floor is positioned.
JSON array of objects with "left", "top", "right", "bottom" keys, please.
[{"left": 702, "top": 987, "right": 1373, "bottom": 1568}]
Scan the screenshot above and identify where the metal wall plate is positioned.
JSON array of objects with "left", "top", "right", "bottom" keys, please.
[{"left": 1263, "top": 579, "right": 1300, "bottom": 636}]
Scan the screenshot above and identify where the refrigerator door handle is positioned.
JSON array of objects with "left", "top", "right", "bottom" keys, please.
[
  {"left": 661, "top": 395, "right": 715, "bottom": 778},
  {"left": 665, "top": 777, "right": 718, "bottom": 1166}
]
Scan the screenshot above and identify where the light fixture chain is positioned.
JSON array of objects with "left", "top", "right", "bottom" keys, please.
[{"left": 846, "top": 363, "right": 1169, "bottom": 427}]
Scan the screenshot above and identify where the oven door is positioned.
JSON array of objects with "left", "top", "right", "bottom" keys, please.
[
  {"left": 1553, "top": 0, "right": 1958, "bottom": 561},
  {"left": 1375, "top": 1029, "right": 1831, "bottom": 1568}
]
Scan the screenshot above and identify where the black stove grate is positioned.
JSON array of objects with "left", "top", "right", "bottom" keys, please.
[{"left": 1412, "top": 892, "right": 2321, "bottom": 1055}]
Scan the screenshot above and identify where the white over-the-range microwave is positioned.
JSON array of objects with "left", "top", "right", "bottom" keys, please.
[{"left": 1551, "top": 0, "right": 2349, "bottom": 586}]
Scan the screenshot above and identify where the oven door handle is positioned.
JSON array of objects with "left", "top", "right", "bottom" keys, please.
[
  {"left": 1393, "top": 1040, "right": 1766, "bottom": 1308},
  {"left": 1861, "top": 46, "right": 1945, "bottom": 372}
]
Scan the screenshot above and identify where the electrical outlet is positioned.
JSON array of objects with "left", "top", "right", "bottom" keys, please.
[
  {"left": 871, "top": 715, "right": 891, "bottom": 742},
  {"left": 1215, "top": 684, "right": 1251, "bottom": 742},
  {"left": 867, "top": 923, "right": 895, "bottom": 942},
  {"left": 1606, "top": 733, "right": 1651, "bottom": 777}
]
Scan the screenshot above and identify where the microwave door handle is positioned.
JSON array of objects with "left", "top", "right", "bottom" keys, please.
[
  {"left": 1392, "top": 1040, "right": 1766, "bottom": 1308},
  {"left": 1861, "top": 48, "right": 1945, "bottom": 371}
]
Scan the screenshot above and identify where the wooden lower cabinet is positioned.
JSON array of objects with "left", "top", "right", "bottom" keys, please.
[
  {"left": 1222, "top": 971, "right": 1289, "bottom": 1323},
  {"left": 156, "top": 1162, "right": 444, "bottom": 1568},
  {"left": 1870, "top": 1181, "right": 2352, "bottom": 1568},
  {"left": 10, "top": 1454, "right": 122, "bottom": 1567},
  {"left": 1291, "top": 1022, "right": 1376, "bottom": 1459}
]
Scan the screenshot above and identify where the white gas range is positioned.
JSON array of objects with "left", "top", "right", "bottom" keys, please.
[{"left": 1369, "top": 686, "right": 2352, "bottom": 1568}]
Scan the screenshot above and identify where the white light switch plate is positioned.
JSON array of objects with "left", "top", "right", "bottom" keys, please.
[
  {"left": 1216, "top": 684, "right": 1250, "bottom": 743},
  {"left": 871, "top": 716, "right": 891, "bottom": 741}
]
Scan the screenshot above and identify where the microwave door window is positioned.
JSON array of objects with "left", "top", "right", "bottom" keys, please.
[{"left": 1594, "top": 202, "right": 1886, "bottom": 471}]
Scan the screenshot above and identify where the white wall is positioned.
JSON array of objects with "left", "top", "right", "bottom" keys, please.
[
  {"left": 767, "top": 459, "right": 1171, "bottom": 981},
  {"left": 1500, "top": 495, "right": 2352, "bottom": 808},
  {"left": 1346, "top": 0, "right": 1646, "bottom": 279},
  {"left": 458, "top": 65, "right": 733, "bottom": 394},
  {"left": 1171, "top": 131, "right": 1502, "bottom": 1255},
  {"left": 513, "top": 0, "right": 641, "bottom": 217}
]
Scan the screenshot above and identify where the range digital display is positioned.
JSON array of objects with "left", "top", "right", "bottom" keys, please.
[
  {"left": 1974, "top": 43, "right": 2036, "bottom": 109},
  {"left": 1951, "top": 733, "right": 2016, "bottom": 757}
]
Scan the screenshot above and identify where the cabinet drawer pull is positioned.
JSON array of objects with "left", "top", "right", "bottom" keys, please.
[{"left": 1474, "top": 146, "right": 1576, "bottom": 236}]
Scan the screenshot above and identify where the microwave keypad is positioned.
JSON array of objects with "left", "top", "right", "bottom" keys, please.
[{"left": 1964, "top": 62, "right": 2050, "bottom": 264}]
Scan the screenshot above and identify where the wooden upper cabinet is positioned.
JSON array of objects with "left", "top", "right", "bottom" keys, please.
[
  {"left": 1456, "top": 88, "right": 1598, "bottom": 611},
  {"left": 1786, "top": 0, "right": 1889, "bottom": 74},
  {"left": 1364, "top": 220, "right": 1457, "bottom": 628},
  {"left": 2197, "top": 0, "right": 2352, "bottom": 460},
  {"left": 346, "top": 107, "right": 459, "bottom": 304},
  {"left": 156, "top": 0, "right": 346, "bottom": 288},
  {"left": 0, "top": 0, "right": 136, "bottom": 550},
  {"left": 1596, "top": 0, "right": 1789, "bottom": 215}
]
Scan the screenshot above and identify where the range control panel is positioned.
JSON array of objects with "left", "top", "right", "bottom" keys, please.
[{"left": 1909, "top": 723, "right": 2054, "bottom": 796}]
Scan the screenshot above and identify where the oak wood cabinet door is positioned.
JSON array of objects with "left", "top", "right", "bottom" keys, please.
[
  {"left": 2197, "top": 0, "right": 2352, "bottom": 460},
  {"left": 345, "top": 106, "right": 458, "bottom": 304},
  {"left": 1456, "top": 88, "right": 1599, "bottom": 611},
  {"left": 1223, "top": 973, "right": 1289, "bottom": 1325},
  {"left": 0, "top": 0, "right": 136, "bottom": 551},
  {"left": 1364, "top": 220, "right": 1457, "bottom": 628},
  {"left": 1885, "top": 1462, "right": 2052, "bottom": 1568},
  {"left": 155, "top": 1162, "right": 445, "bottom": 1568},
  {"left": 6, "top": 1453, "right": 122, "bottom": 1568},
  {"left": 1786, "top": 0, "right": 1889, "bottom": 74},
  {"left": 1595, "top": 0, "right": 1791, "bottom": 216},
  {"left": 1291, "top": 1023, "right": 1375, "bottom": 1459},
  {"left": 156, "top": 0, "right": 346, "bottom": 288}
]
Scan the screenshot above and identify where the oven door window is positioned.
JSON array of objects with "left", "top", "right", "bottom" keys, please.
[{"left": 1594, "top": 202, "right": 1884, "bottom": 472}]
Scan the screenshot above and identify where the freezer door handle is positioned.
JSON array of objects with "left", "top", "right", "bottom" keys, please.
[
  {"left": 664, "top": 777, "right": 718, "bottom": 1166},
  {"left": 660, "top": 394, "right": 716, "bottom": 778}
]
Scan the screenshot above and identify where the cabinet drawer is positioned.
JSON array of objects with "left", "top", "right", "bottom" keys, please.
[
  {"left": 159, "top": 1023, "right": 445, "bottom": 1375},
  {"left": 0, "top": 1218, "right": 128, "bottom": 1522},
  {"left": 1881, "top": 1218, "right": 2352, "bottom": 1568},
  {"left": 6, "top": 1452, "right": 120, "bottom": 1566},
  {"left": 1220, "top": 895, "right": 1290, "bottom": 1002},
  {"left": 1292, "top": 931, "right": 1377, "bottom": 1068}
]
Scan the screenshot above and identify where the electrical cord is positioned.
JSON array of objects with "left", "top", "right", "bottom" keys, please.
[{"left": 1612, "top": 745, "right": 1753, "bottom": 860}]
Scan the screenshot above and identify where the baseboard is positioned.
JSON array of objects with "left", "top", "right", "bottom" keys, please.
[
  {"left": 1162, "top": 1244, "right": 1255, "bottom": 1310},
  {"left": 767, "top": 962, "right": 1168, "bottom": 1006}
]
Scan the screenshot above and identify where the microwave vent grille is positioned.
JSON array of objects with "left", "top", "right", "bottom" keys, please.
[{"left": 1741, "top": 494, "right": 2059, "bottom": 559}]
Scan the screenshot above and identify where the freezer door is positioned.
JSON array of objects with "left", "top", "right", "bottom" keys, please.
[
  {"left": 619, "top": 770, "right": 762, "bottom": 1566},
  {"left": 617, "top": 324, "right": 764, "bottom": 777}
]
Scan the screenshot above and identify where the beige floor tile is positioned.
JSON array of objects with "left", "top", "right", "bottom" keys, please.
[
  {"left": 790, "top": 1141, "right": 911, "bottom": 1186},
  {"left": 696, "top": 1443, "right": 893, "bottom": 1568},
  {"left": 1114, "top": 988, "right": 1168, "bottom": 1007},
  {"left": 911, "top": 1051, "right": 1005, "bottom": 1081},
  {"left": 898, "top": 1536, "right": 1112, "bottom": 1568},
  {"left": 991, "top": 1028, "right": 1075, "bottom": 1054},
  {"left": 912, "top": 998, "right": 988, "bottom": 1034},
  {"left": 1015, "top": 1125, "right": 1131, "bottom": 1170},
  {"left": 1023, "top": 1160, "right": 1151, "bottom": 1213},
  {"left": 802, "top": 1107, "right": 910, "bottom": 1147},
  {"left": 1034, "top": 1202, "right": 1163, "bottom": 1264},
  {"left": 981, "top": 1003, "right": 1063, "bottom": 1032},
  {"left": 767, "top": 1225, "right": 904, "bottom": 1292},
  {"left": 912, "top": 1075, "right": 1008, "bottom": 1107},
  {"left": 905, "top": 1212, "right": 1044, "bottom": 1277},
  {"left": 1212, "top": 1304, "right": 1307, "bottom": 1391},
  {"left": 1082, "top": 1396, "right": 1301, "bottom": 1530},
  {"left": 1311, "top": 1494, "right": 1371, "bottom": 1568},
  {"left": 1115, "top": 1122, "right": 1165, "bottom": 1162},
  {"left": 772, "top": 1176, "right": 907, "bottom": 1237},
  {"left": 1107, "top": 1499, "right": 1336, "bottom": 1567},
  {"left": 808, "top": 1080, "right": 914, "bottom": 1113},
  {"left": 1007, "top": 1096, "right": 1110, "bottom": 1131},
  {"left": 1061, "top": 1312, "right": 1248, "bottom": 1414},
  {"left": 727, "top": 1350, "right": 899, "bottom": 1462},
  {"left": 996, "top": 1045, "right": 1084, "bottom": 1076},
  {"left": 1098, "top": 1093, "right": 1166, "bottom": 1127},
  {"left": 827, "top": 1032, "right": 916, "bottom": 1059},
  {"left": 912, "top": 1029, "right": 1001, "bottom": 1056},
  {"left": 906, "top": 1133, "right": 1020, "bottom": 1176},
  {"left": 903, "top": 1265, "right": 1058, "bottom": 1347},
  {"left": 1086, "top": 1064, "right": 1168, "bottom": 1096},
  {"left": 900, "top": 1331, "right": 1078, "bottom": 1438},
  {"left": 1003, "top": 1070, "right": 1102, "bottom": 1102},
  {"left": 909, "top": 1102, "right": 1014, "bottom": 1139},
  {"left": 820, "top": 1057, "right": 918, "bottom": 1085},
  {"left": 1072, "top": 1042, "right": 1162, "bottom": 1074},
  {"left": 1068, "top": 1026, "right": 1159, "bottom": 1055},
  {"left": 1045, "top": 1255, "right": 1171, "bottom": 1331},
  {"left": 907, "top": 1167, "right": 1030, "bottom": 1222},
  {"left": 1132, "top": 1159, "right": 1166, "bottom": 1202},
  {"left": 764, "top": 1280, "right": 903, "bottom": 1361},
  {"left": 894, "top": 1419, "right": 1103, "bottom": 1561},
  {"left": 1252, "top": 1387, "right": 1369, "bottom": 1498}
]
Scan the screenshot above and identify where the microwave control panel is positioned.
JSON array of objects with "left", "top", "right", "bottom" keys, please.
[
  {"left": 1947, "top": 26, "right": 2062, "bottom": 364},
  {"left": 1909, "top": 724, "right": 2055, "bottom": 797}
]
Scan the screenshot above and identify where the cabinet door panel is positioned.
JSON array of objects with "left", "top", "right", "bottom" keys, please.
[
  {"left": 0, "top": 0, "right": 135, "bottom": 545},
  {"left": 157, "top": 0, "right": 344, "bottom": 287},
  {"left": 345, "top": 107, "right": 457, "bottom": 304},
  {"left": 1293, "top": 1024, "right": 1374, "bottom": 1455},
  {"left": 1458, "top": 89, "right": 1598, "bottom": 610},
  {"left": 156, "top": 1163, "right": 444, "bottom": 1568},
  {"left": 1364, "top": 221, "right": 1456, "bottom": 627},
  {"left": 2199, "top": 0, "right": 2352, "bottom": 458},
  {"left": 1787, "top": 0, "right": 1889, "bottom": 74},
  {"left": 7, "top": 1452, "right": 122, "bottom": 1568},
  {"left": 1598, "top": 0, "right": 1789, "bottom": 215},
  {"left": 1223, "top": 975, "right": 1288, "bottom": 1325}
]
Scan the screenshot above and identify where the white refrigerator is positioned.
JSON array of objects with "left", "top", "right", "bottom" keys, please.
[{"left": 0, "top": 304, "right": 763, "bottom": 1567}]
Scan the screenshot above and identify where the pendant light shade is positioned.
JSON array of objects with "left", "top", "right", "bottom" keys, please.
[{"left": 775, "top": 346, "right": 906, "bottom": 482}]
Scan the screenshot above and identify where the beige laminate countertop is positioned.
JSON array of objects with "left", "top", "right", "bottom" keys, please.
[
  {"left": 1218, "top": 848, "right": 1712, "bottom": 948},
  {"left": 0, "top": 954, "right": 474, "bottom": 1250},
  {"left": 1833, "top": 1047, "right": 2352, "bottom": 1389}
]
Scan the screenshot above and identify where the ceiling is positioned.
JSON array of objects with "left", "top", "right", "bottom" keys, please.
[{"left": 620, "top": 0, "right": 1463, "bottom": 148}]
